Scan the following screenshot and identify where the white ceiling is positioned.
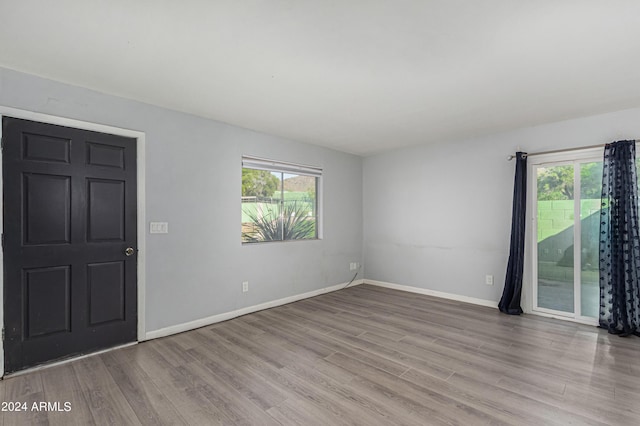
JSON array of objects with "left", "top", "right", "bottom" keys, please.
[{"left": 1, "top": 1, "right": 640, "bottom": 156}]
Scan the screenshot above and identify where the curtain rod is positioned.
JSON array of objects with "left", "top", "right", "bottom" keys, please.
[{"left": 506, "top": 143, "right": 610, "bottom": 161}]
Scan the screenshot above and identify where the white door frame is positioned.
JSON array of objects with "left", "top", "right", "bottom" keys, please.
[
  {"left": 0, "top": 106, "right": 147, "bottom": 377},
  {"left": 526, "top": 147, "right": 602, "bottom": 326}
]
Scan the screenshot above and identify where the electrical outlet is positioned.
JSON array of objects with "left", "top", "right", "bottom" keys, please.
[
  {"left": 242, "top": 281, "right": 249, "bottom": 293},
  {"left": 485, "top": 275, "right": 494, "bottom": 286},
  {"left": 350, "top": 262, "right": 359, "bottom": 271}
]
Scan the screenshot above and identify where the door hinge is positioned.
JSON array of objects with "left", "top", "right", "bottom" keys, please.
[{"left": 2, "top": 327, "right": 4, "bottom": 342}]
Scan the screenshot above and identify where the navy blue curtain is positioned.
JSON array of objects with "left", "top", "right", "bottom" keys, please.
[
  {"left": 599, "top": 140, "right": 640, "bottom": 336},
  {"left": 499, "top": 152, "right": 527, "bottom": 315}
]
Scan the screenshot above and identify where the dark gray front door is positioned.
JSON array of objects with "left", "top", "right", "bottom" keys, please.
[{"left": 2, "top": 117, "right": 137, "bottom": 373}]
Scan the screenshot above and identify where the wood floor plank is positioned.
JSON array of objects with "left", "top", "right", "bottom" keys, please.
[
  {"left": 46, "top": 390, "right": 96, "bottom": 426},
  {"left": 206, "top": 327, "right": 400, "bottom": 425},
  {"left": 208, "top": 326, "right": 292, "bottom": 369},
  {"left": 4, "top": 370, "right": 44, "bottom": 400},
  {"left": 101, "top": 352, "right": 188, "bottom": 425},
  {"left": 400, "top": 368, "right": 543, "bottom": 426},
  {"left": 40, "top": 363, "right": 82, "bottom": 394},
  {"left": 147, "top": 338, "right": 199, "bottom": 367},
  {"left": 273, "top": 366, "right": 397, "bottom": 426},
  {"left": 1, "top": 284, "right": 639, "bottom": 425},
  {"left": 2, "top": 391, "right": 49, "bottom": 426},
  {"left": 267, "top": 397, "right": 341, "bottom": 426},
  {"left": 249, "top": 312, "right": 412, "bottom": 377},
  {"left": 496, "top": 374, "right": 640, "bottom": 425},
  {"left": 282, "top": 358, "right": 426, "bottom": 426},
  {"left": 70, "top": 356, "right": 143, "bottom": 425},
  {"left": 176, "top": 361, "right": 281, "bottom": 426},
  {"left": 134, "top": 344, "right": 197, "bottom": 392},
  {"left": 40, "top": 364, "right": 96, "bottom": 426},
  {"left": 75, "top": 386, "right": 141, "bottom": 425},
  {"left": 446, "top": 371, "right": 608, "bottom": 426},
  {"left": 325, "top": 351, "right": 500, "bottom": 426},
  {"left": 209, "top": 316, "right": 266, "bottom": 337},
  {"left": 326, "top": 330, "right": 455, "bottom": 381},
  {"left": 186, "top": 344, "right": 288, "bottom": 411},
  {"left": 3, "top": 372, "right": 48, "bottom": 426}
]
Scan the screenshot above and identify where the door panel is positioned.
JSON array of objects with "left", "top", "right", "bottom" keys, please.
[
  {"left": 22, "top": 133, "right": 71, "bottom": 164},
  {"left": 88, "top": 261, "right": 125, "bottom": 325},
  {"left": 536, "top": 165, "right": 575, "bottom": 314},
  {"left": 25, "top": 265, "right": 71, "bottom": 337},
  {"left": 579, "top": 161, "right": 603, "bottom": 319},
  {"left": 87, "top": 142, "right": 125, "bottom": 169},
  {"left": 3, "top": 117, "right": 137, "bottom": 373},
  {"left": 24, "top": 173, "right": 71, "bottom": 245},
  {"left": 87, "top": 179, "right": 125, "bottom": 242}
]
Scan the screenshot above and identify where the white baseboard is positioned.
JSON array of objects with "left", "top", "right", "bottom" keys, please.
[
  {"left": 363, "top": 279, "right": 498, "bottom": 308},
  {"left": 145, "top": 279, "right": 365, "bottom": 340}
]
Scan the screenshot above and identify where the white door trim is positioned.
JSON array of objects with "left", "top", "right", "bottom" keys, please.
[{"left": 0, "top": 106, "right": 147, "bottom": 378}]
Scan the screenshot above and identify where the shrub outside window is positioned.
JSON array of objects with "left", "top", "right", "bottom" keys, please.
[{"left": 241, "top": 156, "right": 321, "bottom": 243}]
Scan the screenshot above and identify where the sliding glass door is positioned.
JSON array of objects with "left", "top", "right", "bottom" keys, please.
[{"left": 531, "top": 149, "right": 602, "bottom": 324}]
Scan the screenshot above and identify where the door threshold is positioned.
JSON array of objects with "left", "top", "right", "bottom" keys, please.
[
  {"left": 2, "top": 341, "right": 138, "bottom": 379},
  {"left": 529, "top": 310, "right": 599, "bottom": 326}
]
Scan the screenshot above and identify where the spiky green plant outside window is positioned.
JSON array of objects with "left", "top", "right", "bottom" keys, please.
[{"left": 242, "top": 200, "right": 316, "bottom": 242}]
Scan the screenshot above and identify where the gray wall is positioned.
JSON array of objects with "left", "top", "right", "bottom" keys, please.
[
  {"left": 4, "top": 66, "right": 640, "bottom": 331},
  {"left": 363, "top": 107, "right": 640, "bottom": 303},
  {"left": 0, "top": 68, "right": 363, "bottom": 333}
]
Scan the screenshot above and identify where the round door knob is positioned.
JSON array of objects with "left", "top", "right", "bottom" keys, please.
[{"left": 125, "top": 247, "right": 135, "bottom": 256}]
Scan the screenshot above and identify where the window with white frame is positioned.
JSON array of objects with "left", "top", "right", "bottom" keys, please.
[{"left": 241, "top": 156, "right": 321, "bottom": 243}]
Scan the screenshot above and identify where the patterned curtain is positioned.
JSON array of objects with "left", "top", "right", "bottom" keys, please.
[{"left": 599, "top": 140, "right": 640, "bottom": 336}]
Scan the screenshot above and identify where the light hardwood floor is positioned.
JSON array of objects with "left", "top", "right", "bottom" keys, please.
[{"left": 2, "top": 284, "right": 639, "bottom": 425}]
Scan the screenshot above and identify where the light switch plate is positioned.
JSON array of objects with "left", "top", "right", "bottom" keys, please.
[{"left": 150, "top": 222, "right": 169, "bottom": 234}]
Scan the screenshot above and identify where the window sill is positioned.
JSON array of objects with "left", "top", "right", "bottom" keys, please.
[{"left": 241, "top": 238, "right": 322, "bottom": 245}]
